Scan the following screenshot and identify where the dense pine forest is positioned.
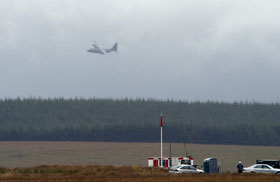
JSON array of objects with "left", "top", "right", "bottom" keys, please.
[{"left": 0, "top": 98, "right": 280, "bottom": 146}]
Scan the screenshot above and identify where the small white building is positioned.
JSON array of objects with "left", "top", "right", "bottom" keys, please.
[{"left": 148, "top": 157, "right": 194, "bottom": 168}]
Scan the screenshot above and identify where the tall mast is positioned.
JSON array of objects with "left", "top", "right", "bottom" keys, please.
[{"left": 160, "top": 113, "right": 163, "bottom": 167}]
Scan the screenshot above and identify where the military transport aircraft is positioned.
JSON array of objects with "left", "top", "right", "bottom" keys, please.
[{"left": 87, "top": 41, "right": 118, "bottom": 54}]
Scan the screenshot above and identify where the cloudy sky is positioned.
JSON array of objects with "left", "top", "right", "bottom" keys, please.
[{"left": 1, "top": 0, "right": 280, "bottom": 102}]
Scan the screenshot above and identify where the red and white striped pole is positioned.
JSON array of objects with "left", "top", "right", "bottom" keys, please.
[{"left": 160, "top": 113, "right": 163, "bottom": 167}]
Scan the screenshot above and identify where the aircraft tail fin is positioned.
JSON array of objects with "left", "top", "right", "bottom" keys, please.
[
  {"left": 111, "top": 43, "right": 118, "bottom": 53},
  {"left": 104, "top": 43, "right": 118, "bottom": 53}
]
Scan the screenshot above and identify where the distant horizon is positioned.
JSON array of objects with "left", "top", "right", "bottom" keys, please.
[{"left": 1, "top": 96, "right": 279, "bottom": 104}]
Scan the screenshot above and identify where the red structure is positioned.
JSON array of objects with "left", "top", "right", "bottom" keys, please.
[{"left": 148, "top": 157, "right": 194, "bottom": 168}]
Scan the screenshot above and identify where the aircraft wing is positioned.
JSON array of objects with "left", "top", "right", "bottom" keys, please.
[
  {"left": 92, "top": 43, "right": 98, "bottom": 47},
  {"left": 92, "top": 44, "right": 99, "bottom": 49},
  {"left": 99, "top": 49, "right": 106, "bottom": 54}
]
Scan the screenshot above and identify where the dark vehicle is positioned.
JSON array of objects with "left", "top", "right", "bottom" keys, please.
[{"left": 256, "top": 160, "right": 280, "bottom": 169}]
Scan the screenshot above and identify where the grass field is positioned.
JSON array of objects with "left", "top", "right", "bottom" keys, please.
[
  {"left": 0, "top": 165, "right": 280, "bottom": 182},
  {"left": 0, "top": 142, "right": 280, "bottom": 172}
]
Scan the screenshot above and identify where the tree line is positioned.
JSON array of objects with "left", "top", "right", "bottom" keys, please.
[{"left": 0, "top": 98, "right": 280, "bottom": 145}]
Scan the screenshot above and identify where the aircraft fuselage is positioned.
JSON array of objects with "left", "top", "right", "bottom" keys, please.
[{"left": 87, "top": 49, "right": 105, "bottom": 54}]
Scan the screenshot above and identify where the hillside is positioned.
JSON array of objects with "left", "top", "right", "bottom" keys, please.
[{"left": 0, "top": 98, "right": 280, "bottom": 145}]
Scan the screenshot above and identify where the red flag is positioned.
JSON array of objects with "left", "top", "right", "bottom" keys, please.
[{"left": 160, "top": 114, "right": 163, "bottom": 127}]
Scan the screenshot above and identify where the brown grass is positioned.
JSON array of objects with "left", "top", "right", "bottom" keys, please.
[{"left": 0, "top": 165, "right": 279, "bottom": 182}]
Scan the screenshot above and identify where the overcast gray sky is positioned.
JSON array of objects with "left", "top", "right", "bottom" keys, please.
[{"left": 1, "top": 0, "right": 280, "bottom": 102}]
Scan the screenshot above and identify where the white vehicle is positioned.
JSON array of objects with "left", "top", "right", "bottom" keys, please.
[
  {"left": 243, "top": 164, "right": 280, "bottom": 174},
  {"left": 169, "top": 164, "right": 204, "bottom": 174}
]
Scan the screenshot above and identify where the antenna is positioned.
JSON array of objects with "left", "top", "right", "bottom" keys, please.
[{"left": 183, "top": 138, "right": 187, "bottom": 157}]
